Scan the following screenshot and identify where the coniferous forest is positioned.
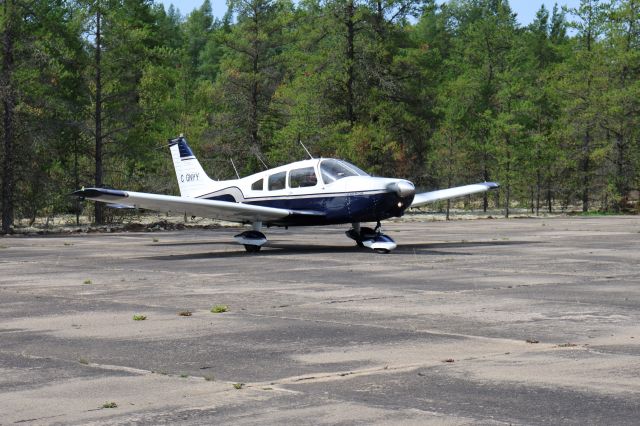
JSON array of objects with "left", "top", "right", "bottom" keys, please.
[{"left": 1, "top": 0, "right": 639, "bottom": 232}]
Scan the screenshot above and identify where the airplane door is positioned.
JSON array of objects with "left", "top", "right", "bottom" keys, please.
[{"left": 288, "top": 166, "right": 321, "bottom": 211}]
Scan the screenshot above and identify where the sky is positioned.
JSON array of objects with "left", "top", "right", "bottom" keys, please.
[{"left": 159, "top": 1, "right": 582, "bottom": 26}]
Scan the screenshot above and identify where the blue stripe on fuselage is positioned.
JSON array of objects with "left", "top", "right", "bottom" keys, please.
[{"left": 204, "top": 191, "right": 413, "bottom": 226}]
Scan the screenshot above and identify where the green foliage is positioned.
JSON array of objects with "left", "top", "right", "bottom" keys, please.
[
  {"left": 133, "top": 314, "right": 147, "bottom": 321},
  {"left": 211, "top": 305, "right": 228, "bottom": 313}
]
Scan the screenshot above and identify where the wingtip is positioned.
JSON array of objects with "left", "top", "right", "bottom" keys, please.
[
  {"left": 71, "top": 188, "right": 128, "bottom": 198},
  {"left": 485, "top": 182, "right": 500, "bottom": 189}
]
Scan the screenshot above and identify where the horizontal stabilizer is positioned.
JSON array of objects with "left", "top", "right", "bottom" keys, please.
[{"left": 411, "top": 182, "right": 499, "bottom": 208}]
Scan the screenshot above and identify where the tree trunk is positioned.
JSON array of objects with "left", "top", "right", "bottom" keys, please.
[
  {"left": 482, "top": 161, "right": 489, "bottom": 212},
  {"left": 345, "top": 0, "right": 355, "bottom": 127},
  {"left": 94, "top": 6, "right": 104, "bottom": 224},
  {"left": 1, "top": 0, "right": 15, "bottom": 234},
  {"left": 581, "top": 128, "right": 590, "bottom": 212},
  {"left": 614, "top": 131, "right": 626, "bottom": 212},
  {"left": 250, "top": 2, "right": 259, "bottom": 150},
  {"left": 505, "top": 146, "right": 510, "bottom": 218},
  {"left": 74, "top": 138, "right": 80, "bottom": 226},
  {"left": 536, "top": 170, "right": 541, "bottom": 216}
]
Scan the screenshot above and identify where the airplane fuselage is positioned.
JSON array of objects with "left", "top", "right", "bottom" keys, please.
[{"left": 189, "top": 159, "right": 416, "bottom": 227}]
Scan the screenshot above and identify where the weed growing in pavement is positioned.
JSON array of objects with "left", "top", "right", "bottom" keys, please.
[{"left": 211, "top": 305, "right": 228, "bottom": 313}]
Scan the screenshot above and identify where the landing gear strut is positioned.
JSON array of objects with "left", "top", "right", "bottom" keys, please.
[{"left": 345, "top": 221, "right": 396, "bottom": 254}]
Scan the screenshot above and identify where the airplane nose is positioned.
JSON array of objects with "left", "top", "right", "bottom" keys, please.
[{"left": 388, "top": 180, "right": 415, "bottom": 198}]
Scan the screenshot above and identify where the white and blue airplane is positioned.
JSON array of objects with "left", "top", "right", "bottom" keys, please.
[{"left": 74, "top": 135, "right": 498, "bottom": 253}]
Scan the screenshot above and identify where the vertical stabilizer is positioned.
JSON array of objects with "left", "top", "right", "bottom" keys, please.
[{"left": 168, "top": 136, "right": 216, "bottom": 197}]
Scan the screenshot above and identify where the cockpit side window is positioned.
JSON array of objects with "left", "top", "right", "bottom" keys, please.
[
  {"left": 251, "top": 178, "right": 263, "bottom": 191},
  {"left": 289, "top": 167, "right": 317, "bottom": 188},
  {"left": 320, "top": 160, "right": 368, "bottom": 184},
  {"left": 268, "top": 171, "right": 286, "bottom": 190}
]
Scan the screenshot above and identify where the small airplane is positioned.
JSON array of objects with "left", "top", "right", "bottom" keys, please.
[{"left": 74, "top": 135, "right": 498, "bottom": 253}]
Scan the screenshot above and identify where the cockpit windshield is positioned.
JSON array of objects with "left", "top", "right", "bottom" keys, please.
[{"left": 320, "top": 159, "right": 369, "bottom": 184}]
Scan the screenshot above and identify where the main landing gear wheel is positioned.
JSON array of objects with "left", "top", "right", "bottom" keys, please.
[
  {"left": 243, "top": 244, "right": 261, "bottom": 253},
  {"left": 234, "top": 230, "right": 267, "bottom": 253}
]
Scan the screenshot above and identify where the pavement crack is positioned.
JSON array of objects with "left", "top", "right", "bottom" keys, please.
[
  {"left": 325, "top": 296, "right": 404, "bottom": 304},
  {"left": 13, "top": 414, "right": 64, "bottom": 424},
  {"left": 251, "top": 364, "right": 422, "bottom": 388}
]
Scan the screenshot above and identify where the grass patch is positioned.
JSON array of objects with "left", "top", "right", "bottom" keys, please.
[
  {"left": 83, "top": 279, "right": 92, "bottom": 285},
  {"left": 526, "top": 338, "right": 539, "bottom": 344},
  {"left": 133, "top": 314, "right": 147, "bottom": 321},
  {"left": 178, "top": 311, "right": 192, "bottom": 317},
  {"left": 102, "top": 402, "right": 117, "bottom": 409},
  {"left": 211, "top": 304, "right": 229, "bottom": 313},
  {"left": 204, "top": 375, "right": 214, "bottom": 382},
  {"left": 64, "top": 242, "right": 74, "bottom": 246},
  {"left": 0, "top": 245, "right": 8, "bottom": 249},
  {"left": 180, "top": 374, "right": 189, "bottom": 378},
  {"left": 233, "top": 383, "right": 244, "bottom": 390},
  {"left": 152, "top": 237, "right": 159, "bottom": 242},
  {"left": 557, "top": 343, "right": 578, "bottom": 347},
  {"left": 79, "top": 358, "right": 89, "bottom": 365}
]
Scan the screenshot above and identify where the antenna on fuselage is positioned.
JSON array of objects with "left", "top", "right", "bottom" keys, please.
[
  {"left": 255, "top": 154, "right": 268, "bottom": 170},
  {"left": 298, "top": 136, "right": 314, "bottom": 159},
  {"left": 230, "top": 158, "right": 240, "bottom": 179}
]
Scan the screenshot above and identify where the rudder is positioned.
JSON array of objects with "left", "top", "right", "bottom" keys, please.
[{"left": 168, "top": 135, "right": 215, "bottom": 197}]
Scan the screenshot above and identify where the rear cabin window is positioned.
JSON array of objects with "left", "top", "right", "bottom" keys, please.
[
  {"left": 289, "top": 167, "right": 317, "bottom": 188},
  {"left": 251, "top": 178, "right": 263, "bottom": 191},
  {"left": 268, "top": 171, "right": 286, "bottom": 190}
]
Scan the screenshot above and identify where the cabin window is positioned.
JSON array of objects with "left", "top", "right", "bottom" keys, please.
[
  {"left": 289, "top": 167, "right": 317, "bottom": 188},
  {"left": 251, "top": 178, "right": 263, "bottom": 191},
  {"left": 268, "top": 171, "right": 286, "bottom": 190},
  {"left": 320, "top": 159, "right": 368, "bottom": 184}
]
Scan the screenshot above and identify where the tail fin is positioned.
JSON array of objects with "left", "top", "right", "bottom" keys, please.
[{"left": 169, "top": 135, "right": 216, "bottom": 197}]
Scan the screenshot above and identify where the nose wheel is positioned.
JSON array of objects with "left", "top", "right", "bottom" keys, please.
[{"left": 346, "top": 222, "right": 396, "bottom": 253}]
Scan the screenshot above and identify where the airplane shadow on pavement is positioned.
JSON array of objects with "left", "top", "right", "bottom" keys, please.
[{"left": 144, "top": 240, "right": 531, "bottom": 261}]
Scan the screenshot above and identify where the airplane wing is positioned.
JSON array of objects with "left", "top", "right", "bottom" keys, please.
[
  {"left": 410, "top": 182, "right": 499, "bottom": 208},
  {"left": 73, "top": 188, "right": 323, "bottom": 223}
]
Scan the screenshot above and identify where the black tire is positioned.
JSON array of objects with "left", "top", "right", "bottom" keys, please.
[
  {"left": 244, "top": 244, "right": 261, "bottom": 253},
  {"left": 373, "top": 248, "right": 390, "bottom": 254}
]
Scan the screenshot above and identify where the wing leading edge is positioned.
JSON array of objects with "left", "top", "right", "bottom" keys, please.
[
  {"left": 410, "top": 182, "right": 499, "bottom": 208},
  {"left": 73, "top": 188, "right": 323, "bottom": 223}
]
